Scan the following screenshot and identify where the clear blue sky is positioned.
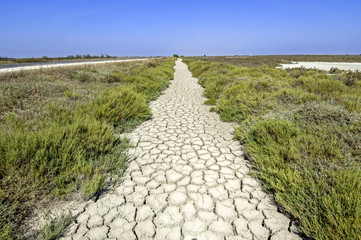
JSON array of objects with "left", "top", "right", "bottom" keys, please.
[{"left": 1, "top": 0, "right": 361, "bottom": 57}]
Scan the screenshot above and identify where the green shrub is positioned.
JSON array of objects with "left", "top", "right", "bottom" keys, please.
[
  {"left": 0, "top": 223, "right": 13, "bottom": 240},
  {"left": 0, "top": 113, "right": 120, "bottom": 194},
  {"left": 294, "top": 76, "right": 348, "bottom": 95},
  {"left": 37, "top": 214, "right": 72, "bottom": 240},
  {"left": 244, "top": 118, "right": 361, "bottom": 240},
  {"left": 246, "top": 119, "right": 301, "bottom": 165},
  {"left": 81, "top": 174, "right": 105, "bottom": 199},
  {"left": 93, "top": 86, "right": 151, "bottom": 126},
  {"left": 145, "top": 61, "right": 160, "bottom": 68},
  {"left": 68, "top": 69, "right": 103, "bottom": 83},
  {"left": 292, "top": 101, "right": 360, "bottom": 126},
  {"left": 291, "top": 102, "right": 361, "bottom": 165},
  {"left": 276, "top": 87, "right": 319, "bottom": 104},
  {"left": 329, "top": 67, "right": 342, "bottom": 74},
  {"left": 106, "top": 72, "right": 127, "bottom": 83},
  {"left": 0, "top": 81, "right": 68, "bottom": 114},
  {"left": 0, "top": 112, "right": 127, "bottom": 236}
]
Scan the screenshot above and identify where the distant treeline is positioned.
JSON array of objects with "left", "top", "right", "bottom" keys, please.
[{"left": 0, "top": 54, "right": 118, "bottom": 64}]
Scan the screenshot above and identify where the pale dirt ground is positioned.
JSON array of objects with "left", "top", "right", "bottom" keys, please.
[
  {"left": 32, "top": 59, "right": 301, "bottom": 240},
  {"left": 0, "top": 59, "right": 149, "bottom": 73},
  {"left": 280, "top": 61, "right": 361, "bottom": 71}
]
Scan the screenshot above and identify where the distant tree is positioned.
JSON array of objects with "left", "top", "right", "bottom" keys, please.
[
  {"left": 173, "top": 54, "right": 179, "bottom": 58},
  {"left": 75, "top": 54, "right": 82, "bottom": 58}
]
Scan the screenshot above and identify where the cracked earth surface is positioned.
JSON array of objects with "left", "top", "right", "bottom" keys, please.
[{"left": 61, "top": 59, "right": 301, "bottom": 240}]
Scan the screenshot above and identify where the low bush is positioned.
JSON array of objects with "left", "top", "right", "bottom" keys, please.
[
  {"left": 68, "top": 69, "right": 103, "bottom": 83},
  {"left": 93, "top": 86, "right": 151, "bottom": 126},
  {"left": 37, "top": 214, "right": 72, "bottom": 240},
  {"left": 244, "top": 114, "right": 361, "bottom": 240},
  {"left": 0, "top": 107, "right": 126, "bottom": 238}
]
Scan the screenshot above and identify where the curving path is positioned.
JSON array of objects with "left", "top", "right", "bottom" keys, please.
[{"left": 61, "top": 59, "right": 301, "bottom": 240}]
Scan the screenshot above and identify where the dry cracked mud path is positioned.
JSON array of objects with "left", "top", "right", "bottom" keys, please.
[{"left": 61, "top": 59, "right": 301, "bottom": 240}]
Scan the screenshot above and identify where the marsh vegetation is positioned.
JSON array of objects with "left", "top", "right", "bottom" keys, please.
[
  {"left": 0, "top": 58, "right": 175, "bottom": 239},
  {"left": 184, "top": 57, "right": 361, "bottom": 240}
]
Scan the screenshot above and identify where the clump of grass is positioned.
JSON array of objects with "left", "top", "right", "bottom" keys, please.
[
  {"left": 184, "top": 57, "right": 361, "bottom": 240},
  {"left": 242, "top": 113, "right": 361, "bottom": 239},
  {"left": 0, "top": 109, "right": 127, "bottom": 238},
  {"left": 329, "top": 67, "right": 342, "bottom": 74},
  {"left": 36, "top": 214, "right": 72, "bottom": 240},
  {"left": 68, "top": 69, "right": 104, "bottom": 83},
  {"left": 93, "top": 86, "right": 151, "bottom": 126}
]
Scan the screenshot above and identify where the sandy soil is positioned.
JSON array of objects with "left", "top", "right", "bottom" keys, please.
[
  {"left": 280, "top": 61, "right": 361, "bottom": 71},
  {"left": 0, "top": 59, "right": 149, "bottom": 73}
]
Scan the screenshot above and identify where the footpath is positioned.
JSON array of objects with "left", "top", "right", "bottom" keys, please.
[{"left": 61, "top": 59, "right": 301, "bottom": 240}]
